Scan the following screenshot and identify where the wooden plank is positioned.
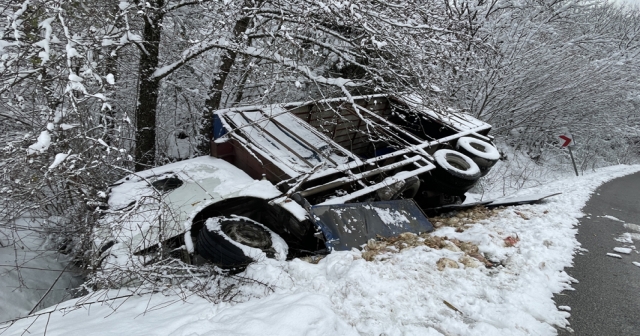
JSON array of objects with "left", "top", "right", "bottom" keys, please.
[{"left": 309, "top": 110, "right": 339, "bottom": 120}]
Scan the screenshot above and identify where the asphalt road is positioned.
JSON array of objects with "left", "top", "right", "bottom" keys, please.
[{"left": 556, "top": 172, "right": 640, "bottom": 335}]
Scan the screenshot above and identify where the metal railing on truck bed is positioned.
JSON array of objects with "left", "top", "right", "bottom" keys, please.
[{"left": 211, "top": 94, "right": 491, "bottom": 205}]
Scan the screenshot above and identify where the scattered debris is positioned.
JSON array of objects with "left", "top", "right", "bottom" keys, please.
[
  {"left": 606, "top": 253, "right": 622, "bottom": 259},
  {"left": 558, "top": 306, "right": 571, "bottom": 311},
  {"left": 443, "top": 300, "right": 463, "bottom": 314},
  {"left": 361, "top": 231, "right": 493, "bottom": 268},
  {"left": 299, "top": 255, "right": 326, "bottom": 264},
  {"left": 430, "top": 206, "right": 501, "bottom": 231},
  {"left": 514, "top": 211, "right": 530, "bottom": 220},
  {"left": 632, "top": 262, "right": 640, "bottom": 268},
  {"left": 504, "top": 235, "right": 520, "bottom": 247},
  {"left": 437, "top": 258, "right": 459, "bottom": 271},
  {"left": 459, "top": 255, "right": 482, "bottom": 268}
]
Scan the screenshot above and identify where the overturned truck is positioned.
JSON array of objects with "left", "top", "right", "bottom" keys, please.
[{"left": 94, "top": 94, "right": 500, "bottom": 270}]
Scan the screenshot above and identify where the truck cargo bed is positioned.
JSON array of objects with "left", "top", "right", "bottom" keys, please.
[{"left": 211, "top": 94, "right": 492, "bottom": 206}]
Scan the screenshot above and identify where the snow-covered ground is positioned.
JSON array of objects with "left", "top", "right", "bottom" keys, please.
[
  {"left": 0, "top": 217, "right": 83, "bottom": 323},
  {"left": 2, "top": 164, "right": 640, "bottom": 336}
]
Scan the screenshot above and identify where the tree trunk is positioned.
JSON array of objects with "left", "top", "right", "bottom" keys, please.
[
  {"left": 134, "top": 2, "right": 164, "bottom": 171},
  {"left": 199, "top": 13, "right": 252, "bottom": 153}
]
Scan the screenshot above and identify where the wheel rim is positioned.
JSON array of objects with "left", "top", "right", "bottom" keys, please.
[
  {"left": 221, "top": 220, "right": 272, "bottom": 249},
  {"left": 446, "top": 153, "right": 472, "bottom": 171},
  {"left": 470, "top": 143, "right": 486, "bottom": 153},
  {"left": 457, "top": 137, "right": 500, "bottom": 161}
]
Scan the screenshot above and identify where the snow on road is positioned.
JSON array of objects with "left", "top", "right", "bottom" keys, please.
[
  {"left": 599, "top": 214, "right": 640, "bottom": 267},
  {"left": 612, "top": 247, "right": 632, "bottom": 254},
  {"left": 600, "top": 215, "right": 624, "bottom": 222},
  {"left": 2, "top": 164, "right": 640, "bottom": 336}
]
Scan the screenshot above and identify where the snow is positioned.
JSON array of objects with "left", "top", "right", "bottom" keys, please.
[
  {"left": 2, "top": 164, "right": 640, "bottom": 335},
  {"left": 272, "top": 196, "right": 308, "bottom": 221},
  {"left": 612, "top": 247, "right": 632, "bottom": 254},
  {"left": 457, "top": 136, "right": 501, "bottom": 160},
  {"left": 204, "top": 216, "right": 288, "bottom": 262},
  {"left": 0, "top": 217, "right": 83, "bottom": 323},
  {"left": 221, "top": 107, "right": 352, "bottom": 173},
  {"left": 434, "top": 149, "right": 481, "bottom": 176},
  {"left": 397, "top": 94, "right": 491, "bottom": 133},
  {"left": 96, "top": 156, "right": 284, "bottom": 254},
  {"left": 35, "top": 17, "right": 55, "bottom": 64},
  {"left": 0, "top": 40, "right": 14, "bottom": 54},
  {"left": 105, "top": 73, "right": 115, "bottom": 84},
  {"left": 633, "top": 262, "right": 640, "bottom": 268},
  {"left": 68, "top": 73, "right": 83, "bottom": 82},
  {"left": 48, "top": 152, "right": 69, "bottom": 169},
  {"left": 59, "top": 123, "right": 76, "bottom": 130},
  {"left": 27, "top": 131, "right": 51, "bottom": 154},
  {"left": 606, "top": 253, "right": 622, "bottom": 259},
  {"left": 373, "top": 207, "right": 411, "bottom": 226},
  {"left": 488, "top": 192, "right": 561, "bottom": 206},
  {"left": 624, "top": 223, "right": 640, "bottom": 232}
]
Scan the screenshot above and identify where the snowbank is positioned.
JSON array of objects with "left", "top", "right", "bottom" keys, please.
[{"left": 2, "top": 165, "right": 640, "bottom": 335}]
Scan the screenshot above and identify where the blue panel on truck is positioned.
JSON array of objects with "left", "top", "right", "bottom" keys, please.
[
  {"left": 212, "top": 114, "right": 227, "bottom": 139},
  {"left": 310, "top": 199, "right": 434, "bottom": 251}
]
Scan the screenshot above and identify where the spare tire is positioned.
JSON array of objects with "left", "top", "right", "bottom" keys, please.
[
  {"left": 423, "top": 149, "right": 481, "bottom": 195},
  {"left": 456, "top": 137, "right": 500, "bottom": 176},
  {"left": 196, "top": 216, "right": 288, "bottom": 269},
  {"left": 376, "top": 176, "right": 421, "bottom": 201}
]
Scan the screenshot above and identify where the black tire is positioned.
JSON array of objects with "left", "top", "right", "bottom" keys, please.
[
  {"left": 423, "top": 149, "right": 481, "bottom": 195},
  {"left": 196, "top": 217, "right": 286, "bottom": 269},
  {"left": 376, "top": 176, "right": 421, "bottom": 201},
  {"left": 392, "top": 175, "right": 421, "bottom": 199},
  {"left": 456, "top": 137, "right": 500, "bottom": 176}
]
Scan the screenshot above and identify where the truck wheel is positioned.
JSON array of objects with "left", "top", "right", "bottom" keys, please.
[
  {"left": 456, "top": 137, "right": 500, "bottom": 176},
  {"left": 427, "top": 149, "right": 481, "bottom": 195},
  {"left": 376, "top": 176, "right": 421, "bottom": 201},
  {"left": 196, "top": 216, "right": 288, "bottom": 269},
  {"left": 392, "top": 176, "right": 421, "bottom": 199}
]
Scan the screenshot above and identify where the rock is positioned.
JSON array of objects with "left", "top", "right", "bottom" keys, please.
[
  {"left": 422, "top": 235, "right": 445, "bottom": 249},
  {"left": 443, "top": 240, "right": 461, "bottom": 252},
  {"left": 399, "top": 232, "right": 416, "bottom": 240},
  {"left": 362, "top": 250, "right": 377, "bottom": 261},
  {"left": 458, "top": 242, "right": 479, "bottom": 254},
  {"left": 459, "top": 255, "right": 482, "bottom": 268},
  {"left": 437, "top": 258, "right": 459, "bottom": 271},
  {"left": 469, "top": 252, "right": 493, "bottom": 267}
]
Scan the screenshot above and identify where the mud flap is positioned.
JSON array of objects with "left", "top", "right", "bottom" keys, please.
[{"left": 310, "top": 199, "right": 433, "bottom": 251}]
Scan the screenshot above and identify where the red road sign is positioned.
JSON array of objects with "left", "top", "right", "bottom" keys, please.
[{"left": 559, "top": 135, "right": 574, "bottom": 148}]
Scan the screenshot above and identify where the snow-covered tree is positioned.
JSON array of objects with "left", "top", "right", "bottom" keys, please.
[
  {"left": 449, "top": 0, "right": 640, "bottom": 163},
  {"left": 122, "top": 0, "right": 486, "bottom": 167}
]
